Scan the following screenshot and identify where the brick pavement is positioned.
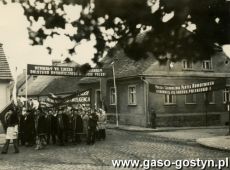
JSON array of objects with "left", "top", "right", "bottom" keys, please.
[
  {"left": 109, "top": 124, "right": 230, "bottom": 151},
  {"left": 0, "top": 129, "right": 229, "bottom": 170}
]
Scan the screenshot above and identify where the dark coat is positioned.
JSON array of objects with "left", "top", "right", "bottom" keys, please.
[
  {"left": 35, "top": 113, "right": 46, "bottom": 135},
  {"left": 73, "top": 114, "right": 83, "bottom": 133},
  {"left": 88, "top": 113, "right": 98, "bottom": 129},
  {"left": 57, "top": 113, "right": 68, "bottom": 132},
  {"left": 24, "top": 111, "right": 35, "bottom": 135},
  {"left": 5, "top": 110, "right": 19, "bottom": 128}
]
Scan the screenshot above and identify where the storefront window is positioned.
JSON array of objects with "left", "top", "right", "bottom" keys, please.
[{"left": 128, "top": 85, "right": 136, "bottom": 105}]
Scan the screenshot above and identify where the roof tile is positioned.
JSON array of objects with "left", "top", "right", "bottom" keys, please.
[{"left": 0, "top": 43, "right": 12, "bottom": 80}]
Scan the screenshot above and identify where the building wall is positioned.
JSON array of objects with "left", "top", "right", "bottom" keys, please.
[
  {"left": 78, "top": 53, "right": 230, "bottom": 127},
  {"left": 0, "top": 80, "right": 11, "bottom": 111},
  {"left": 147, "top": 76, "right": 229, "bottom": 127},
  {"left": 106, "top": 78, "right": 147, "bottom": 127},
  {"left": 80, "top": 76, "right": 229, "bottom": 127}
]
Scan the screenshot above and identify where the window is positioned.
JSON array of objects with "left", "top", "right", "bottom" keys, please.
[
  {"left": 164, "top": 94, "right": 176, "bottom": 105},
  {"left": 182, "top": 60, "right": 193, "bottom": 70},
  {"left": 202, "top": 60, "right": 212, "bottom": 70},
  {"left": 110, "top": 87, "right": 116, "bottom": 105},
  {"left": 223, "top": 89, "right": 230, "bottom": 104},
  {"left": 205, "top": 91, "right": 215, "bottom": 104},
  {"left": 128, "top": 85, "right": 137, "bottom": 105},
  {"left": 185, "top": 94, "right": 196, "bottom": 104}
]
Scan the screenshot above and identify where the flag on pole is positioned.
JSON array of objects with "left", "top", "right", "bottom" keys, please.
[{"left": 12, "top": 67, "right": 18, "bottom": 106}]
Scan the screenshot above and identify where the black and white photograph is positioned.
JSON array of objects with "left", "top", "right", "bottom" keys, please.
[{"left": 0, "top": 0, "right": 230, "bottom": 169}]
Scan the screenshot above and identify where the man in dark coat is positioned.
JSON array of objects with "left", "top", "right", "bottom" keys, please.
[
  {"left": 18, "top": 107, "right": 26, "bottom": 146},
  {"left": 150, "top": 108, "right": 156, "bottom": 129},
  {"left": 87, "top": 110, "right": 98, "bottom": 145},
  {"left": 62, "top": 109, "right": 69, "bottom": 144},
  {"left": 57, "top": 109, "right": 65, "bottom": 146},
  {"left": 24, "top": 110, "right": 36, "bottom": 146},
  {"left": 73, "top": 109, "right": 83, "bottom": 144},
  {"left": 35, "top": 108, "right": 47, "bottom": 150},
  {"left": 46, "top": 109, "right": 57, "bottom": 145}
]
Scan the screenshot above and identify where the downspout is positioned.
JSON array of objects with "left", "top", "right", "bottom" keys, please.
[{"left": 141, "top": 76, "right": 149, "bottom": 127}]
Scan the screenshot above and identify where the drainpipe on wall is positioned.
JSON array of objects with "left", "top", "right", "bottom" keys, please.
[{"left": 141, "top": 76, "right": 149, "bottom": 127}]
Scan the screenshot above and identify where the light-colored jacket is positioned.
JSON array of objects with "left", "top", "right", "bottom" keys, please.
[
  {"left": 82, "top": 114, "right": 89, "bottom": 135},
  {"left": 97, "top": 113, "right": 107, "bottom": 130}
]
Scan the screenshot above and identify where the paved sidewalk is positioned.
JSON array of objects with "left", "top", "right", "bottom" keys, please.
[{"left": 108, "top": 124, "right": 230, "bottom": 152}]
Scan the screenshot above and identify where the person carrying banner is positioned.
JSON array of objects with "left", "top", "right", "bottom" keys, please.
[{"left": 1, "top": 108, "right": 19, "bottom": 154}]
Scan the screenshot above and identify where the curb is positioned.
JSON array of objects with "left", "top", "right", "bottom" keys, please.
[
  {"left": 107, "top": 125, "right": 228, "bottom": 133},
  {"left": 196, "top": 137, "right": 230, "bottom": 152}
]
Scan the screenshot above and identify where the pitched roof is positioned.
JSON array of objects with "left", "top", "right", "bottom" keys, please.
[
  {"left": 40, "top": 77, "right": 82, "bottom": 95},
  {"left": 18, "top": 76, "right": 55, "bottom": 96},
  {"left": 79, "top": 46, "right": 157, "bottom": 84},
  {"left": 0, "top": 43, "right": 12, "bottom": 80}
]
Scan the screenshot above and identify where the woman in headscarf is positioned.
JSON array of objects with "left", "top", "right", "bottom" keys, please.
[{"left": 1, "top": 108, "right": 19, "bottom": 154}]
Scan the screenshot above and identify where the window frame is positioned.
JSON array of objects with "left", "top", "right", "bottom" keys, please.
[
  {"left": 110, "top": 87, "right": 116, "bottom": 105},
  {"left": 202, "top": 60, "right": 213, "bottom": 70},
  {"left": 182, "top": 59, "right": 193, "bottom": 70},
  {"left": 204, "top": 91, "right": 215, "bottom": 104},
  {"left": 95, "top": 89, "right": 101, "bottom": 108},
  {"left": 223, "top": 88, "right": 230, "bottom": 104},
  {"left": 185, "top": 94, "right": 197, "bottom": 104},
  {"left": 164, "top": 94, "right": 176, "bottom": 105},
  {"left": 128, "top": 85, "right": 137, "bottom": 105}
]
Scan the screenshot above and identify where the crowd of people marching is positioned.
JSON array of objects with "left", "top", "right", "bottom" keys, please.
[{"left": 1, "top": 104, "right": 107, "bottom": 154}]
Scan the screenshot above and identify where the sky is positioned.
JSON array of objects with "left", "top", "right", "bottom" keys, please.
[
  {"left": 0, "top": 2, "right": 96, "bottom": 78},
  {"left": 1, "top": 2, "right": 230, "bottom": 79}
]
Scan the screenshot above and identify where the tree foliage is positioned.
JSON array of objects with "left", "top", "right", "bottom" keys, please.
[{"left": 1, "top": 0, "right": 230, "bottom": 65}]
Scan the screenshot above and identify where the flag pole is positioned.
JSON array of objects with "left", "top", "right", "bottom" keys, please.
[
  {"left": 25, "top": 67, "right": 28, "bottom": 110},
  {"left": 12, "top": 67, "right": 18, "bottom": 106}
]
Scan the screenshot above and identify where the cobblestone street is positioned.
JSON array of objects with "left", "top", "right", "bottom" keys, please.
[{"left": 0, "top": 129, "right": 229, "bottom": 170}]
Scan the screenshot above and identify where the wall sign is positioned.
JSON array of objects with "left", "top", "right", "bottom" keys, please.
[{"left": 149, "top": 79, "right": 226, "bottom": 95}]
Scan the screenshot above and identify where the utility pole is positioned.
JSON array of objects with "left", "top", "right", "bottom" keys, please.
[
  {"left": 227, "top": 88, "right": 230, "bottom": 135},
  {"left": 204, "top": 92, "right": 209, "bottom": 127},
  {"left": 112, "top": 61, "right": 119, "bottom": 127}
]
